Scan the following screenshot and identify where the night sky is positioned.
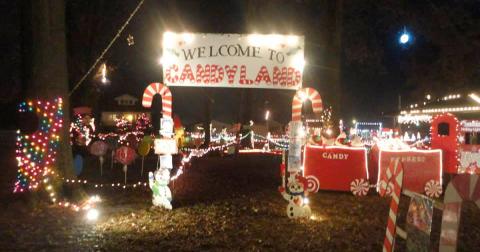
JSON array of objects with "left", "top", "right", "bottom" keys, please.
[{"left": 1, "top": 0, "right": 479, "bottom": 128}]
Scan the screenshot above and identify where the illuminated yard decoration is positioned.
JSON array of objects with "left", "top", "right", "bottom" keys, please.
[
  {"left": 431, "top": 113, "right": 460, "bottom": 174},
  {"left": 278, "top": 87, "right": 323, "bottom": 218},
  {"left": 382, "top": 158, "right": 404, "bottom": 252},
  {"left": 14, "top": 98, "right": 63, "bottom": 193},
  {"left": 161, "top": 33, "right": 304, "bottom": 90},
  {"left": 303, "top": 145, "right": 369, "bottom": 193},
  {"left": 291, "top": 87, "right": 323, "bottom": 121},
  {"left": 142, "top": 82, "right": 175, "bottom": 209},
  {"left": 142, "top": 82, "right": 172, "bottom": 118},
  {"left": 376, "top": 149, "right": 442, "bottom": 197}
]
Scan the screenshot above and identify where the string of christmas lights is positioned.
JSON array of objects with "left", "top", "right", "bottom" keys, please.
[
  {"left": 69, "top": 113, "right": 95, "bottom": 146},
  {"left": 15, "top": 98, "right": 64, "bottom": 193},
  {"left": 15, "top": 98, "right": 101, "bottom": 217},
  {"left": 253, "top": 134, "right": 289, "bottom": 149}
]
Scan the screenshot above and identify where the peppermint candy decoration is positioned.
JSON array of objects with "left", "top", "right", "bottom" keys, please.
[
  {"left": 350, "top": 178, "right": 369, "bottom": 196},
  {"left": 379, "top": 180, "right": 394, "bottom": 197},
  {"left": 425, "top": 180, "right": 442, "bottom": 198},
  {"left": 306, "top": 175, "right": 320, "bottom": 193}
]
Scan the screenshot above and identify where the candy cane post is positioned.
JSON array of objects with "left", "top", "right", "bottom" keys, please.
[
  {"left": 287, "top": 87, "right": 323, "bottom": 177},
  {"left": 142, "top": 82, "right": 172, "bottom": 118},
  {"left": 382, "top": 158, "right": 404, "bottom": 252},
  {"left": 440, "top": 174, "right": 480, "bottom": 251},
  {"left": 142, "top": 83, "right": 177, "bottom": 209},
  {"left": 291, "top": 87, "right": 323, "bottom": 121},
  {"left": 279, "top": 88, "right": 323, "bottom": 218}
]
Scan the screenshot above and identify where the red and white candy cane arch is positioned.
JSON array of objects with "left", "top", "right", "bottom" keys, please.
[
  {"left": 142, "top": 83, "right": 172, "bottom": 118},
  {"left": 291, "top": 87, "right": 323, "bottom": 121}
]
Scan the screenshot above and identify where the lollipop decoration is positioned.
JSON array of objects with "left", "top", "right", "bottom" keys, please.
[
  {"left": 350, "top": 178, "right": 369, "bottom": 196},
  {"left": 424, "top": 179, "right": 442, "bottom": 198},
  {"left": 137, "top": 136, "right": 152, "bottom": 176},
  {"left": 89, "top": 141, "right": 109, "bottom": 176},
  {"left": 115, "top": 146, "right": 137, "bottom": 184}
]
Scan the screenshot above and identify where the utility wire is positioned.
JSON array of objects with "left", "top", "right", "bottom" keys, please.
[{"left": 69, "top": 0, "right": 145, "bottom": 96}]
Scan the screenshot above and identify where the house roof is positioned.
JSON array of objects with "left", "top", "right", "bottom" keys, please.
[{"left": 114, "top": 94, "right": 139, "bottom": 102}]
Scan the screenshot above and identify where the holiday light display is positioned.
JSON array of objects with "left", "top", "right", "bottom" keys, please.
[
  {"left": 69, "top": 113, "right": 95, "bottom": 146},
  {"left": 14, "top": 98, "right": 102, "bottom": 217},
  {"left": 430, "top": 113, "right": 459, "bottom": 174},
  {"left": 134, "top": 113, "right": 152, "bottom": 136},
  {"left": 115, "top": 116, "right": 132, "bottom": 134},
  {"left": 14, "top": 98, "right": 64, "bottom": 193},
  {"left": 291, "top": 87, "right": 323, "bottom": 121}
]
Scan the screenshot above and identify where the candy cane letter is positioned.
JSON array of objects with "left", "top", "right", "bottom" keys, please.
[
  {"left": 383, "top": 158, "right": 404, "bottom": 252},
  {"left": 292, "top": 87, "right": 323, "bottom": 121},
  {"left": 440, "top": 174, "right": 480, "bottom": 252},
  {"left": 142, "top": 82, "right": 173, "bottom": 118}
]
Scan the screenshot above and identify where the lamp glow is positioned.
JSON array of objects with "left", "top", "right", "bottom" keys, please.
[
  {"left": 86, "top": 208, "right": 99, "bottom": 221},
  {"left": 399, "top": 33, "right": 410, "bottom": 44},
  {"left": 162, "top": 31, "right": 176, "bottom": 48},
  {"left": 181, "top": 33, "right": 194, "bottom": 44},
  {"left": 470, "top": 93, "right": 480, "bottom": 104},
  {"left": 287, "top": 35, "right": 298, "bottom": 46}
]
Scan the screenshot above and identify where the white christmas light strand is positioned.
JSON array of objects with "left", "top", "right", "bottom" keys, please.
[
  {"left": 253, "top": 134, "right": 289, "bottom": 149},
  {"left": 69, "top": 0, "right": 145, "bottom": 96}
]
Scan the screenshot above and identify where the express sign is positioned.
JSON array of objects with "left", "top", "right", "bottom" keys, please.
[{"left": 161, "top": 33, "right": 304, "bottom": 90}]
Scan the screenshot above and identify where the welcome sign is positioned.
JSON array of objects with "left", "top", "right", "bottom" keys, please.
[{"left": 161, "top": 33, "right": 304, "bottom": 90}]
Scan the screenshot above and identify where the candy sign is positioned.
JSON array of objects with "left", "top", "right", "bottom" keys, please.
[
  {"left": 303, "top": 146, "right": 369, "bottom": 192},
  {"left": 162, "top": 33, "right": 304, "bottom": 90}
]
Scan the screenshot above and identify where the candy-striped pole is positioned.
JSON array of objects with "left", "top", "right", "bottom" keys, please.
[{"left": 383, "top": 158, "right": 404, "bottom": 252}]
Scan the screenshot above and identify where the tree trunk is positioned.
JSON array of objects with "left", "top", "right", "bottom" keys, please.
[{"left": 27, "top": 0, "right": 84, "bottom": 201}]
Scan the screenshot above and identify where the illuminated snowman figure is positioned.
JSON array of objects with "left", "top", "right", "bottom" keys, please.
[
  {"left": 148, "top": 169, "right": 172, "bottom": 210},
  {"left": 278, "top": 175, "right": 311, "bottom": 219}
]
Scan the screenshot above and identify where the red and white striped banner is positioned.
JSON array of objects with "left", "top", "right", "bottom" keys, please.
[
  {"left": 142, "top": 83, "right": 172, "bottom": 118},
  {"left": 383, "top": 158, "right": 404, "bottom": 252},
  {"left": 291, "top": 87, "right": 323, "bottom": 121}
]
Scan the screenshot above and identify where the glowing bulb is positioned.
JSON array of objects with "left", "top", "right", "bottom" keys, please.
[
  {"left": 100, "top": 63, "right": 107, "bottom": 84},
  {"left": 181, "top": 33, "right": 194, "bottom": 44},
  {"left": 298, "top": 91, "right": 308, "bottom": 102},
  {"left": 86, "top": 208, "right": 99, "bottom": 221},
  {"left": 286, "top": 35, "right": 298, "bottom": 46},
  {"left": 248, "top": 34, "right": 263, "bottom": 46},
  {"left": 304, "top": 197, "right": 309, "bottom": 205},
  {"left": 326, "top": 128, "right": 333, "bottom": 135},
  {"left": 399, "top": 33, "right": 410, "bottom": 44},
  {"left": 163, "top": 31, "right": 176, "bottom": 48},
  {"left": 292, "top": 53, "right": 306, "bottom": 71},
  {"left": 158, "top": 52, "right": 177, "bottom": 65}
]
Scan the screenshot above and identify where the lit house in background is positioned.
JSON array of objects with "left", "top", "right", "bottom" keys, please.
[
  {"left": 397, "top": 92, "right": 480, "bottom": 142},
  {"left": 101, "top": 94, "right": 150, "bottom": 127}
]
